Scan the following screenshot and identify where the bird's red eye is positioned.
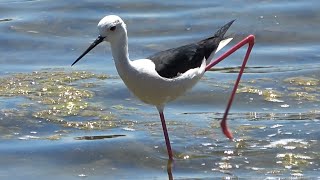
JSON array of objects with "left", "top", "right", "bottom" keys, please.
[{"left": 110, "top": 26, "right": 116, "bottom": 31}]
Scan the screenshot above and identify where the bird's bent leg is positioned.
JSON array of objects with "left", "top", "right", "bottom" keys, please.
[
  {"left": 159, "top": 110, "right": 174, "bottom": 160},
  {"left": 205, "top": 35, "right": 255, "bottom": 139}
]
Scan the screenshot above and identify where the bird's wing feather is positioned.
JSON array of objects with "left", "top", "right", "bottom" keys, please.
[
  {"left": 147, "top": 43, "right": 204, "bottom": 78},
  {"left": 147, "top": 20, "right": 235, "bottom": 79}
]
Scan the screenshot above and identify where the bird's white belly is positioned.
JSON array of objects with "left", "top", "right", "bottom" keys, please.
[
  {"left": 126, "top": 72, "right": 203, "bottom": 106},
  {"left": 116, "top": 59, "right": 205, "bottom": 106}
]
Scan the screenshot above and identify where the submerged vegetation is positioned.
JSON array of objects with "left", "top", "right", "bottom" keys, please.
[
  {"left": 0, "top": 69, "right": 319, "bottom": 175},
  {"left": 0, "top": 70, "right": 319, "bottom": 141},
  {"left": 236, "top": 75, "right": 320, "bottom": 103},
  {"left": 0, "top": 70, "right": 121, "bottom": 133}
]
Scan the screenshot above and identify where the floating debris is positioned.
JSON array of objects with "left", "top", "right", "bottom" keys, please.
[
  {"left": 64, "top": 120, "right": 117, "bottom": 130},
  {"left": 201, "top": 143, "right": 212, "bottom": 146},
  {"left": 280, "top": 104, "right": 290, "bottom": 108},
  {"left": 217, "top": 162, "right": 233, "bottom": 170},
  {"left": 122, "top": 127, "right": 136, "bottom": 131},
  {"left": 78, "top": 174, "right": 87, "bottom": 177},
  {"left": 18, "top": 135, "right": 40, "bottom": 140},
  {"left": 183, "top": 155, "right": 190, "bottom": 159},
  {"left": 270, "top": 124, "right": 283, "bottom": 129},
  {"left": 265, "top": 139, "right": 308, "bottom": 148}
]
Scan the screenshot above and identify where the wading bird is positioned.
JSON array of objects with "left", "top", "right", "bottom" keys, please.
[{"left": 72, "top": 15, "right": 255, "bottom": 161}]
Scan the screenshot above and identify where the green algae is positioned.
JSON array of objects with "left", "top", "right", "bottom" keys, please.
[
  {"left": 277, "top": 153, "right": 311, "bottom": 168},
  {"left": 237, "top": 124, "right": 266, "bottom": 131},
  {"left": 43, "top": 130, "right": 70, "bottom": 140},
  {"left": 0, "top": 70, "right": 121, "bottom": 132},
  {"left": 236, "top": 86, "right": 283, "bottom": 102},
  {"left": 112, "top": 104, "right": 138, "bottom": 111},
  {"left": 288, "top": 92, "right": 319, "bottom": 101},
  {"left": 64, "top": 120, "right": 117, "bottom": 130},
  {"left": 282, "top": 76, "right": 320, "bottom": 102},
  {"left": 1, "top": 70, "right": 320, "bottom": 139},
  {"left": 45, "top": 134, "right": 63, "bottom": 140},
  {"left": 284, "top": 77, "right": 319, "bottom": 86},
  {"left": 1, "top": 108, "right": 29, "bottom": 117},
  {"left": 193, "top": 129, "right": 212, "bottom": 136},
  {"left": 80, "top": 82, "right": 97, "bottom": 88},
  {"left": 235, "top": 75, "right": 320, "bottom": 104},
  {"left": 235, "top": 139, "right": 249, "bottom": 149}
]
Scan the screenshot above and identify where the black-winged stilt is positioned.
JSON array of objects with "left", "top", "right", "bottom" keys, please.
[{"left": 71, "top": 15, "right": 255, "bottom": 161}]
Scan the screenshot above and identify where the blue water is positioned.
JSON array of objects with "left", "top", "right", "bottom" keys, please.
[{"left": 1, "top": 0, "right": 320, "bottom": 179}]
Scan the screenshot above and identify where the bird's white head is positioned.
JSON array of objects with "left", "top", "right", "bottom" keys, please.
[
  {"left": 97, "top": 15, "right": 127, "bottom": 43},
  {"left": 71, "top": 15, "right": 127, "bottom": 66}
]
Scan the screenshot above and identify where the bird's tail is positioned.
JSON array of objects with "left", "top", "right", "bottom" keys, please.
[
  {"left": 214, "top": 19, "right": 235, "bottom": 38},
  {"left": 204, "top": 20, "right": 235, "bottom": 62},
  {"left": 214, "top": 20, "right": 235, "bottom": 53}
]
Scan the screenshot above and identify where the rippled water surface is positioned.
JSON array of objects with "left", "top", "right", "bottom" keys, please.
[{"left": 1, "top": 0, "right": 320, "bottom": 179}]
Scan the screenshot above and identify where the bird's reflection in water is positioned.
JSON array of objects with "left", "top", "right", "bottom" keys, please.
[{"left": 167, "top": 159, "right": 174, "bottom": 180}]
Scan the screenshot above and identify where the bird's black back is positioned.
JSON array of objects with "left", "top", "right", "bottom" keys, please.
[{"left": 147, "top": 20, "right": 235, "bottom": 78}]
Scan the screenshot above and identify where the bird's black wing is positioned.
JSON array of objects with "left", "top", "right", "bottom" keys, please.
[
  {"left": 147, "top": 20, "right": 235, "bottom": 79},
  {"left": 147, "top": 43, "right": 205, "bottom": 78}
]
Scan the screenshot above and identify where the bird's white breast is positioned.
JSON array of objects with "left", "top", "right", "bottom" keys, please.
[{"left": 116, "top": 58, "right": 206, "bottom": 106}]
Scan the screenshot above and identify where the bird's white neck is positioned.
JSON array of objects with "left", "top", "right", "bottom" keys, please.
[
  {"left": 110, "top": 34, "right": 130, "bottom": 64},
  {"left": 110, "top": 32, "right": 132, "bottom": 78}
]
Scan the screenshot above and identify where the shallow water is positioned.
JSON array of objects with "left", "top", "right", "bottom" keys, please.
[{"left": 1, "top": 0, "right": 320, "bottom": 179}]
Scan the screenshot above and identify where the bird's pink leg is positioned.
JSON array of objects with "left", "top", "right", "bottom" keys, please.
[
  {"left": 205, "top": 35, "right": 255, "bottom": 139},
  {"left": 167, "top": 159, "right": 174, "bottom": 180},
  {"left": 158, "top": 110, "right": 174, "bottom": 160}
]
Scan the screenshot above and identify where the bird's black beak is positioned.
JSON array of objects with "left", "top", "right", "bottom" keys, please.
[{"left": 71, "top": 35, "right": 105, "bottom": 66}]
